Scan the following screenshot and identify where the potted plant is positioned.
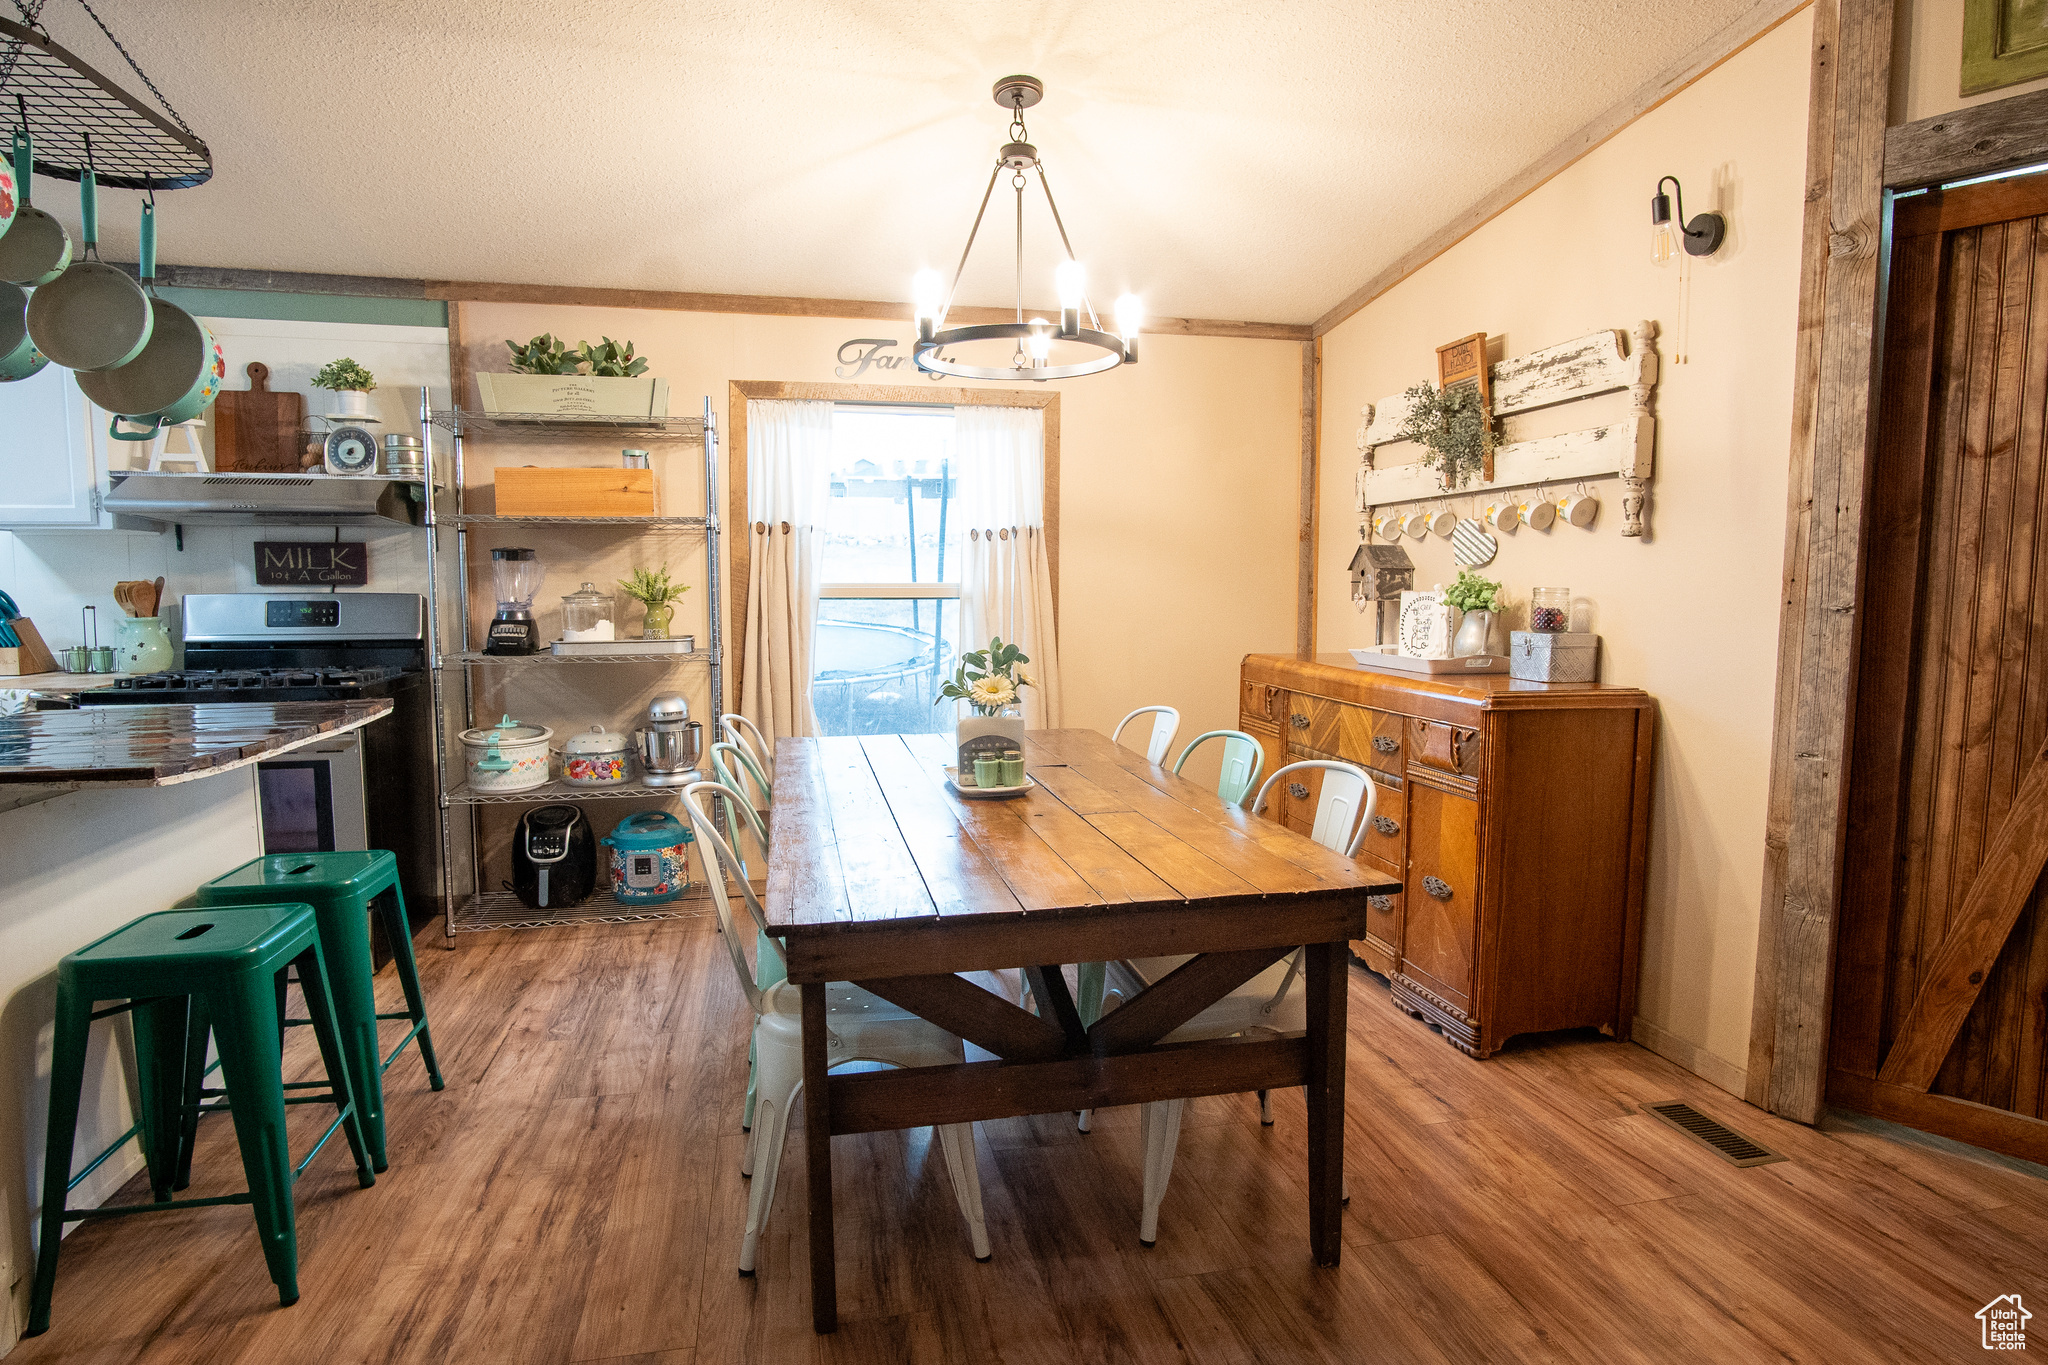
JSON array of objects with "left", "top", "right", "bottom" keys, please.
[
  {"left": 618, "top": 564, "right": 689, "bottom": 639},
  {"left": 1442, "top": 568, "right": 1505, "bottom": 657},
  {"left": 475, "top": 333, "right": 670, "bottom": 418},
  {"left": 312, "top": 357, "right": 376, "bottom": 418},
  {"left": 1394, "top": 381, "right": 1495, "bottom": 490},
  {"left": 937, "top": 637, "right": 1033, "bottom": 781}
]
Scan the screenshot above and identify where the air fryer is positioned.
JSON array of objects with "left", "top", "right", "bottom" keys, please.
[{"left": 511, "top": 805, "right": 596, "bottom": 909}]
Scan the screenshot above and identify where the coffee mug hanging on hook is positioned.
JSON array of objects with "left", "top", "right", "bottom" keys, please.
[
  {"left": 1427, "top": 500, "right": 1457, "bottom": 538},
  {"left": 1521, "top": 483, "right": 1557, "bottom": 531},
  {"left": 1560, "top": 482, "right": 1600, "bottom": 528}
]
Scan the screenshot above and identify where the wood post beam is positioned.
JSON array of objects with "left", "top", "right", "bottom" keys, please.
[{"left": 1746, "top": 0, "right": 1894, "bottom": 1125}]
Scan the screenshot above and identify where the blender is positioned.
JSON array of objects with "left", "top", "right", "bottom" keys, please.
[{"left": 485, "top": 547, "right": 544, "bottom": 655}]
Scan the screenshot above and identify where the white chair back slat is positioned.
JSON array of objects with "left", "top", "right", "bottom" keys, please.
[
  {"left": 1251, "top": 759, "right": 1377, "bottom": 857},
  {"left": 1114, "top": 706, "right": 1183, "bottom": 766}
]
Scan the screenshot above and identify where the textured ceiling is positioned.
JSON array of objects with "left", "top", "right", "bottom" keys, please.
[{"left": 13, "top": 0, "right": 1758, "bottom": 324}]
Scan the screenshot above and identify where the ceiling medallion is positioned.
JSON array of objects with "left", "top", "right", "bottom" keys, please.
[{"left": 912, "top": 75, "right": 1142, "bottom": 383}]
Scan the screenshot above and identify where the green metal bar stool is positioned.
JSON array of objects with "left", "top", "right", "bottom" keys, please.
[
  {"left": 194, "top": 852, "right": 445, "bottom": 1175},
  {"left": 28, "top": 903, "right": 374, "bottom": 1336}
]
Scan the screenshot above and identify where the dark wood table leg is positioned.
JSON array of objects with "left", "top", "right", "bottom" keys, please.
[
  {"left": 1304, "top": 939, "right": 1347, "bottom": 1266},
  {"left": 801, "top": 982, "right": 837, "bottom": 1332}
]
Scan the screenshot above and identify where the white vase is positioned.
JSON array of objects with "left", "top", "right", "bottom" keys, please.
[
  {"left": 328, "top": 389, "right": 370, "bottom": 418},
  {"left": 956, "top": 706, "right": 1025, "bottom": 773}
]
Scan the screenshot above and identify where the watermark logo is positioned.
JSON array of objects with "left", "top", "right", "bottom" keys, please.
[{"left": 1980, "top": 1295, "right": 2031, "bottom": 1350}]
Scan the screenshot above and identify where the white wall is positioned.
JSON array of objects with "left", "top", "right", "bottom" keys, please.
[
  {"left": 1, "top": 319, "right": 449, "bottom": 661},
  {"left": 1893, "top": 0, "right": 2048, "bottom": 123},
  {"left": 1316, "top": 14, "right": 1815, "bottom": 1093},
  {"left": 0, "top": 772, "right": 262, "bottom": 1349}
]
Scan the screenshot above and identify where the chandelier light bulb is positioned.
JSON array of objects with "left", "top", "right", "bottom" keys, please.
[
  {"left": 913, "top": 269, "right": 945, "bottom": 339},
  {"left": 1056, "top": 260, "right": 1086, "bottom": 308},
  {"left": 1027, "top": 318, "right": 1051, "bottom": 363},
  {"left": 1114, "top": 294, "right": 1143, "bottom": 364}
]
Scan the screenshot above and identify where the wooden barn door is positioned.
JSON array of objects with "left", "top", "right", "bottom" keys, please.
[{"left": 1829, "top": 172, "right": 2048, "bottom": 1163}]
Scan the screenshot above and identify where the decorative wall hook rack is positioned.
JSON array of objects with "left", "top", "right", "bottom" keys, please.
[{"left": 1355, "top": 321, "right": 1660, "bottom": 539}]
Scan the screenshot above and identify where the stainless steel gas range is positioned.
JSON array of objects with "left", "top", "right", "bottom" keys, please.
[{"left": 77, "top": 593, "right": 439, "bottom": 931}]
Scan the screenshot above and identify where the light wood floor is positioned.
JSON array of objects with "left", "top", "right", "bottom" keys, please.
[{"left": 15, "top": 914, "right": 2048, "bottom": 1364}]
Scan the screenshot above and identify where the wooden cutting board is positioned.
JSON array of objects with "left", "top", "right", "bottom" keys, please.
[{"left": 212, "top": 362, "right": 305, "bottom": 472}]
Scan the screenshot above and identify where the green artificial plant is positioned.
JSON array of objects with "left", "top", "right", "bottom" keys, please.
[
  {"left": 1441, "top": 568, "right": 1503, "bottom": 615},
  {"left": 311, "top": 357, "right": 376, "bottom": 392},
  {"left": 617, "top": 564, "right": 689, "bottom": 609},
  {"left": 1394, "top": 381, "right": 1494, "bottom": 490},
  {"left": 578, "top": 336, "right": 650, "bottom": 378},
  {"left": 505, "top": 333, "right": 580, "bottom": 376}
]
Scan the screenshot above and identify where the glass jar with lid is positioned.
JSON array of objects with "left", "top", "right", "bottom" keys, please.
[{"left": 560, "top": 582, "right": 616, "bottom": 642}]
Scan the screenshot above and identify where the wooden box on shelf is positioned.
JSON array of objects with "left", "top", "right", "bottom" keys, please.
[
  {"left": 1241, "top": 652, "right": 1655, "bottom": 1058},
  {"left": 494, "top": 468, "right": 656, "bottom": 518}
]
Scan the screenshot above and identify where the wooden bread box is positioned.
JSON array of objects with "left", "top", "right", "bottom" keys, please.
[
  {"left": 1242, "top": 653, "right": 1656, "bottom": 1057},
  {"left": 494, "top": 467, "right": 655, "bottom": 518}
]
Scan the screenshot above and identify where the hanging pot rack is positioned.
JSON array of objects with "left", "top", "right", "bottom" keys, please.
[{"left": 1, "top": 9, "right": 211, "bottom": 191}]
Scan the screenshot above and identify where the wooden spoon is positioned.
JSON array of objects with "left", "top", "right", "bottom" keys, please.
[
  {"left": 152, "top": 577, "right": 164, "bottom": 618},
  {"left": 112, "top": 581, "right": 135, "bottom": 616}
]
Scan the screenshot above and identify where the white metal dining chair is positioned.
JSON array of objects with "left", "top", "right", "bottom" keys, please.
[
  {"left": 721, "top": 712, "right": 772, "bottom": 779},
  {"left": 1104, "top": 758, "right": 1373, "bottom": 1244},
  {"left": 1173, "top": 729, "right": 1267, "bottom": 808},
  {"left": 680, "top": 781, "right": 993, "bottom": 1273},
  {"left": 1112, "top": 706, "right": 1182, "bottom": 765}
]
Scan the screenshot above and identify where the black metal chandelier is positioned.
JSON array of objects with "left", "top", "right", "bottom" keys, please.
[{"left": 913, "top": 75, "right": 1141, "bottom": 382}]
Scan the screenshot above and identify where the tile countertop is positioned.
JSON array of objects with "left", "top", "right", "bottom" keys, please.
[{"left": 0, "top": 700, "right": 394, "bottom": 786}]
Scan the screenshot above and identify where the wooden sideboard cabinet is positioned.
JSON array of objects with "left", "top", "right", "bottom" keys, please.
[{"left": 1241, "top": 654, "right": 1656, "bottom": 1057}]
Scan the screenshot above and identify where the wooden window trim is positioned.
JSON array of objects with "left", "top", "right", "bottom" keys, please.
[{"left": 727, "top": 381, "right": 1059, "bottom": 708}]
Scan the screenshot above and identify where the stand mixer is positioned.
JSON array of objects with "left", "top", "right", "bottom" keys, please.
[
  {"left": 485, "top": 548, "right": 544, "bottom": 655},
  {"left": 634, "top": 693, "right": 703, "bottom": 786}
]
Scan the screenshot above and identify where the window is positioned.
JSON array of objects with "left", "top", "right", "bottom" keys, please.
[{"left": 811, "top": 405, "right": 961, "bottom": 736}]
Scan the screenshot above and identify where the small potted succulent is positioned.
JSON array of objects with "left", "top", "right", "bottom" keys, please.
[
  {"left": 312, "top": 357, "right": 376, "bottom": 418},
  {"left": 618, "top": 564, "right": 689, "bottom": 639},
  {"left": 476, "top": 333, "right": 669, "bottom": 418}
]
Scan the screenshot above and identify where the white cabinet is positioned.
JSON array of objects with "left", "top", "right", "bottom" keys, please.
[{"left": 0, "top": 366, "right": 106, "bottom": 528}]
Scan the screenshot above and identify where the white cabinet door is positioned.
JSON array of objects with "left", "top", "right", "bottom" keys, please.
[{"left": 0, "top": 365, "right": 101, "bottom": 527}]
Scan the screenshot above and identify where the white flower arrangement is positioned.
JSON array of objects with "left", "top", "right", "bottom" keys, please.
[{"left": 937, "top": 637, "right": 1033, "bottom": 717}]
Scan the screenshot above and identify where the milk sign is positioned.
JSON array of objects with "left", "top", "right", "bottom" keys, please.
[{"left": 256, "top": 541, "right": 368, "bottom": 587}]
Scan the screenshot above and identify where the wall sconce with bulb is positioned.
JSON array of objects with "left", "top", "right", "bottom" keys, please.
[{"left": 1649, "top": 176, "right": 1725, "bottom": 265}]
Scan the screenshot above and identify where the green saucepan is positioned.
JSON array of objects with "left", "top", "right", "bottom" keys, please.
[
  {"left": 0, "top": 281, "right": 49, "bottom": 382},
  {"left": 25, "top": 161, "right": 150, "bottom": 371},
  {"left": 0, "top": 127, "right": 73, "bottom": 287},
  {"left": 0, "top": 127, "right": 15, "bottom": 238},
  {"left": 81, "top": 203, "right": 224, "bottom": 435}
]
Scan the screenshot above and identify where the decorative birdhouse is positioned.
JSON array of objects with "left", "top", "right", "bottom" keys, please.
[
  {"left": 1350, "top": 542, "right": 1415, "bottom": 603},
  {"left": 1350, "top": 542, "right": 1416, "bottom": 648}
]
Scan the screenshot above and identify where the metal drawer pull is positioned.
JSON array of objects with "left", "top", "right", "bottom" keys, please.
[
  {"left": 1290, "top": 714, "right": 1310, "bottom": 729},
  {"left": 1372, "top": 815, "right": 1400, "bottom": 836},
  {"left": 1373, "top": 735, "right": 1400, "bottom": 754},
  {"left": 1368, "top": 894, "right": 1395, "bottom": 912},
  {"left": 1422, "top": 875, "right": 1453, "bottom": 901},
  {"left": 1287, "top": 782, "right": 1310, "bottom": 799}
]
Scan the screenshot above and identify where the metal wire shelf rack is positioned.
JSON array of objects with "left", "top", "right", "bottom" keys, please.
[
  {"left": 444, "top": 513, "right": 708, "bottom": 527},
  {"left": 439, "top": 650, "right": 708, "bottom": 669},
  {"left": 451, "top": 888, "right": 711, "bottom": 933},
  {"left": 444, "top": 779, "right": 705, "bottom": 806},
  {"left": 426, "top": 409, "right": 706, "bottom": 439}
]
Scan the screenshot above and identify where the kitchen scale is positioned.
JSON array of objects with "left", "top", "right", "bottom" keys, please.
[{"left": 317, "top": 413, "right": 383, "bottom": 476}]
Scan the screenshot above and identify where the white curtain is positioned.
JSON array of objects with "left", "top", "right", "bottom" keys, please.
[
  {"left": 956, "top": 405, "right": 1062, "bottom": 729},
  {"left": 742, "top": 399, "right": 834, "bottom": 744}
]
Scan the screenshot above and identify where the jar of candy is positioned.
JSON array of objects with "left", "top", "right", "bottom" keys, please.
[{"left": 1531, "top": 586, "right": 1571, "bottom": 633}]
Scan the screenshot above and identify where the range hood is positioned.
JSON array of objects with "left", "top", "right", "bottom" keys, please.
[{"left": 105, "top": 472, "right": 422, "bottom": 528}]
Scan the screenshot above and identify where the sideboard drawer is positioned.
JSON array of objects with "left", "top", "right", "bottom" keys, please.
[
  {"left": 1407, "top": 718, "right": 1482, "bottom": 779},
  {"left": 1287, "top": 694, "right": 1404, "bottom": 777},
  {"left": 1359, "top": 776, "right": 1405, "bottom": 868},
  {"left": 1363, "top": 883, "right": 1403, "bottom": 960},
  {"left": 1401, "top": 780, "right": 1479, "bottom": 1015}
]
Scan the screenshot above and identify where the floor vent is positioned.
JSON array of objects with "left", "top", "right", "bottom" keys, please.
[{"left": 1642, "top": 1101, "right": 1787, "bottom": 1168}]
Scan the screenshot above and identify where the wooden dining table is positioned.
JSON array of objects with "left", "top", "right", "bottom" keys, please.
[{"left": 763, "top": 727, "right": 1395, "bottom": 1332}]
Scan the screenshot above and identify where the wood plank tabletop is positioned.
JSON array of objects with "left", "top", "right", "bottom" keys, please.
[{"left": 764, "top": 728, "right": 1383, "bottom": 942}]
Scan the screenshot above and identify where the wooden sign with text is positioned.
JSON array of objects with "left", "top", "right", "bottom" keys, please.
[{"left": 255, "top": 542, "right": 368, "bottom": 587}]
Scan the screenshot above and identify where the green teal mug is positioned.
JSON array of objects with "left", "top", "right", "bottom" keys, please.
[{"left": 0, "top": 281, "right": 49, "bottom": 382}]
